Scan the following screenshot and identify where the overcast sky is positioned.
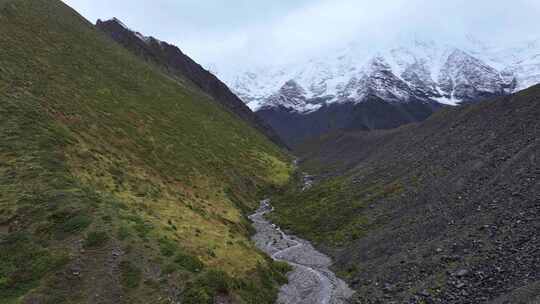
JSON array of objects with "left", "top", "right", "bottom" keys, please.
[{"left": 63, "top": 0, "right": 540, "bottom": 72}]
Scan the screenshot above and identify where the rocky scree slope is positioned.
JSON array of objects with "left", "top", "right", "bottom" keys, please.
[
  {"left": 0, "top": 1, "right": 293, "bottom": 303},
  {"left": 95, "top": 18, "right": 287, "bottom": 149},
  {"left": 220, "top": 39, "right": 540, "bottom": 145},
  {"left": 270, "top": 85, "right": 540, "bottom": 303}
]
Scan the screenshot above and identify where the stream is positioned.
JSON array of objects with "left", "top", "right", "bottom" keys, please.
[{"left": 249, "top": 199, "right": 354, "bottom": 304}]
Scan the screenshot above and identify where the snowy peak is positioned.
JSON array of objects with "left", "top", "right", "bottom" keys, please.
[
  {"left": 279, "top": 80, "right": 307, "bottom": 101},
  {"left": 401, "top": 60, "right": 440, "bottom": 98},
  {"left": 220, "top": 38, "right": 539, "bottom": 112},
  {"left": 368, "top": 56, "right": 392, "bottom": 71},
  {"left": 501, "top": 48, "right": 540, "bottom": 91},
  {"left": 359, "top": 56, "right": 417, "bottom": 102},
  {"left": 264, "top": 80, "right": 322, "bottom": 113},
  {"left": 438, "top": 49, "right": 510, "bottom": 101}
]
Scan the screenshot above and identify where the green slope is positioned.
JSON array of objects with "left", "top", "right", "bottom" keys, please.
[{"left": 0, "top": 1, "right": 292, "bottom": 303}]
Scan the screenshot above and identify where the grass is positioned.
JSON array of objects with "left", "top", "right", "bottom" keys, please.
[
  {"left": 270, "top": 173, "right": 403, "bottom": 246},
  {"left": 0, "top": 0, "right": 292, "bottom": 302},
  {"left": 0, "top": 232, "right": 68, "bottom": 300}
]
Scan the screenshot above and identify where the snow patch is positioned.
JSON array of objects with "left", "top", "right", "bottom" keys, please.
[{"left": 433, "top": 96, "right": 460, "bottom": 106}]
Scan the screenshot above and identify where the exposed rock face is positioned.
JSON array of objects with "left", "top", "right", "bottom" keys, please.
[{"left": 96, "top": 18, "right": 287, "bottom": 149}]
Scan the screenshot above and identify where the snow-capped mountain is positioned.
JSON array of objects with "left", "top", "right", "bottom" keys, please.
[
  {"left": 217, "top": 38, "right": 540, "bottom": 113},
  {"left": 210, "top": 37, "right": 540, "bottom": 146}
]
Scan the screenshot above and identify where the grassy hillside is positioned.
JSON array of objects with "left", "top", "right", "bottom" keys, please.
[
  {"left": 0, "top": 1, "right": 292, "bottom": 303},
  {"left": 271, "top": 86, "right": 540, "bottom": 303},
  {"left": 95, "top": 18, "right": 287, "bottom": 149}
]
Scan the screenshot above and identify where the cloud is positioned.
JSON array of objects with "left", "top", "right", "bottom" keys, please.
[{"left": 63, "top": 0, "right": 540, "bottom": 72}]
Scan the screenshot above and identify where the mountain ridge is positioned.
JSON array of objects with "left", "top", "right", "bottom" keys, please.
[
  {"left": 95, "top": 18, "right": 288, "bottom": 149},
  {"left": 212, "top": 38, "right": 539, "bottom": 146},
  {"left": 219, "top": 38, "right": 540, "bottom": 111}
]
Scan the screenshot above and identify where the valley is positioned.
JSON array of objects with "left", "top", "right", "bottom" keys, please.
[{"left": 1, "top": 0, "right": 539, "bottom": 303}]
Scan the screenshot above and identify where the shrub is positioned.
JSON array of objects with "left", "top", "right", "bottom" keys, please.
[
  {"left": 119, "top": 261, "right": 141, "bottom": 289},
  {"left": 174, "top": 253, "right": 204, "bottom": 273},
  {"left": 158, "top": 238, "right": 177, "bottom": 257},
  {"left": 182, "top": 287, "right": 213, "bottom": 304},
  {"left": 270, "top": 261, "right": 291, "bottom": 285},
  {"left": 198, "top": 269, "right": 230, "bottom": 294},
  {"left": 131, "top": 217, "right": 153, "bottom": 238},
  {"left": 58, "top": 214, "right": 92, "bottom": 234},
  {"left": 83, "top": 231, "right": 109, "bottom": 248},
  {"left": 182, "top": 269, "right": 231, "bottom": 304},
  {"left": 117, "top": 225, "right": 131, "bottom": 240}
]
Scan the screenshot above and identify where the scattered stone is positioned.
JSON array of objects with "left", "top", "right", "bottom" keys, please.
[
  {"left": 383, "top": 283, "right": 396, "bottom": 293},
  {"left": 454, "top": 269, "right": 469, "bottom": 277},
  {"left": 71, "top": 265, "right": 82, "bottom": 276}
]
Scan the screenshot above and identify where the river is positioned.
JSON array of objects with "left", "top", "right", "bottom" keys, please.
[{"left": 249, "top": 199, "right": 354, "bottom": 304}]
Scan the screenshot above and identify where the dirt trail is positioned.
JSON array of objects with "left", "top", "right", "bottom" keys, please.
[{"left": 249, "top": 200, "right": 354, "bottom": 304}]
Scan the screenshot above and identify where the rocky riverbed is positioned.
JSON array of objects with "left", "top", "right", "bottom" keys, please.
[{"left": 249, "top": 200, "right": 354, "bottom": 304}]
